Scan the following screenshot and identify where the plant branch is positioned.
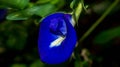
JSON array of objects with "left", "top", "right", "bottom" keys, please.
[{"left": 78, "top": 0, "right": 119, "bottom": 43}]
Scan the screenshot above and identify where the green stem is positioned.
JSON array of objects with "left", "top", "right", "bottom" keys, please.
[{"left": 79, "top": 0, "right": 119, "bottom": 43}]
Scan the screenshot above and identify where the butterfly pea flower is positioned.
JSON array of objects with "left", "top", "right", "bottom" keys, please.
[
  {"left": 38, "top": 12, "right": 77, "bottom": 64},
  {"left": 0, "top": 9, "right": 7, "bottom": 20}
]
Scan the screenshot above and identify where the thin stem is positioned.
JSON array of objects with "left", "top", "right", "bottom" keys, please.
[{"left": 79, "top": 0, "right": 119, "bottom": 43}]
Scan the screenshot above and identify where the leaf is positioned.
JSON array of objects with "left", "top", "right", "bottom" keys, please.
[
  {"left": 6, "top": 11, "right": 29, "bottom": 20},
  {"left": 6, "top": 3, "right": 58, "bottom": 20},
  {"left": 34, "top": 0, "right": 65, "bottom": 17},
  {"left": 6, "top": 5, "right": 42, "bottom": 20},
  {"left": 33, "top": 4, "right": 57, "bottom": 17},
  {"left": 50, "top": 0, "right": 65, "bottom": 9},
  {"left": 94, "top": 26, "right": 120, "bottom": 44},
  {"left": 36, "top": 0, "right": 51, "bottom": 4},
  {"left": 6, "top": 0, "right": 64, "bottom": 20},
  {"left": 0, "top": 0, "right": 29, "bottom": 9},
  {"left": 37, "top": 0, "right": 65, "bottom": 8}
]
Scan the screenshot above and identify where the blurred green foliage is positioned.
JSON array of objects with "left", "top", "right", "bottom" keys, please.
[
  {"left": 0, "top": 21, "right": 27, "bottom": 50},
  {"left": 11, "top": 64, "right": 27, "bottom": 67},
  {"left": 1, "top": 0, "right": 65, "bottom": 21},
  {"left": 75, "top": 60, "right": 89, "bottom": 67},
  {"left": 6, "top": 11, "right": 29, "bottom": 20},
  {"left": 94, "top": 26, "right": 120, "bottom": 45},
  {"left": 0, "top": 0, "right": 29, "bottom": 9}
]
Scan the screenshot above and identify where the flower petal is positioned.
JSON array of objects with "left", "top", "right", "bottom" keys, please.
[{"left": 38, "top": 12, "right": 77, "bottom": 64}]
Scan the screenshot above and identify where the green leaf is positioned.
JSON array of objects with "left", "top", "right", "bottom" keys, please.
[
  {"left": 94, "top": 26, "right": 120, "bottom": 44},
  {"left": 6, "top": 11, "right": 29, "bottom": 20},
  {"left": 37, "top": 0, "right": 65, "bottom": 16},
  {"left": 36, "top": 0, "right": 51, "bottom": 4},
  {"left": 6, "top": 4, "right": 56, "bottom": 20},
  {"left": 50, "top": 0, "right": 65, "bottom": 9},
  {"left": 30, "top": 60, "right": 44, "bottom": 67},
  {"left": 0, "top": 0, "right": 29, "bottom": 9},
  {"left": 6, "top": 5, "right": 41, "bottom": 20},
  {"left": 6, "top": 0, "right": 64, "bottom": 20},
  {"left": 37, "top": 0, "right": 65, "bottom": 8},
  {"left": 33, "top": 4, "right": 57, "bottom": 17},
  {"left": 50, "top": 0, "right": 61, "bottom": 5},
  {"left": 11, "top": 64, "right": 26, "bottom": 67}
]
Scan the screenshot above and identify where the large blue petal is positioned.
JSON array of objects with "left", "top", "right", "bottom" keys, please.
[{"left": 38, "top": 13, "right": 77, "bottom": 64}]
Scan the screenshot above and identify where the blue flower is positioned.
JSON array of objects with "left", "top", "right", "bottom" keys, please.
[
  {"left": 0, "top": 9, "right": 7, "bottom": 20},
  {"left": 38, "top": 12, "right": 77, "bottom": 64}
]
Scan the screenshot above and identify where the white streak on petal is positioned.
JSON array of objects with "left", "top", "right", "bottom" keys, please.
[{"left": 49, "top": 36, "right": 65, "bottom": 48}]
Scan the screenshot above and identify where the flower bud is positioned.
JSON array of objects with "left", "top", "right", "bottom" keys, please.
[{"left": 38, "top": 12, "right": 77, "bottom": 64}]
